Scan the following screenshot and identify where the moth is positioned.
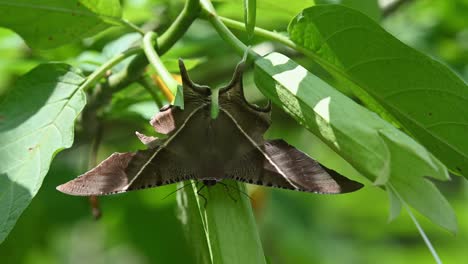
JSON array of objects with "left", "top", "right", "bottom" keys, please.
[{"left": 57, "top": 59, "right": 363, "bottom": 196}]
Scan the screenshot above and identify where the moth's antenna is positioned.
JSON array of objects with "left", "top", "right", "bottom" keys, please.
[{"left": 162, "top": 181, "right": 194, "bottom": 200}]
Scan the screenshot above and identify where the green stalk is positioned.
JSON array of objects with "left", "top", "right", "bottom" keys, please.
[
  {"left": 388, "top": 184, "right": 442, "bottom": 264},
  {"left": 210, "top": 88, "right": 220, "bottom": 119},
  {"left": 107, "top": 0, "right": 201, "bottom": 92},
  {"left": 200, "top": 181, "right": 266, "bottom": 263},
  {"left": 142, "top": 32, "right": 179, "bottom": 98},
  {"left": 243, "top": 0, "right": 256, "bottom": 42},
  {"left": 120, "top": 18, "right": 145, "bottom": 35},
  {"left": 79, "top": 47, "right": 141, "bottom": 91},
  {"left": 200, "top": 0, "right": 258, "bottom": 61}
]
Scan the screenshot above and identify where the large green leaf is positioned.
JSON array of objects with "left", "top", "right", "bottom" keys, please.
[
  {"left": 177, "top": 180, "right": 266, "bottom": 264},
  {"left": 0, "top": 0, "right": 122, "bottom": 49},
  {"left": 202, "top": 181, "right": 266, "bottom": 264},
  {"left": 315, "top": 0, "right": 381, "bottom": 21},
  {"left": 176, "top": 181, "right": 212, "bottom": 264},
  {"left": 254, "top": 52, "right": 456, "bottom": 232},
  {"left": 0, "top": 63, "right": 86, "bottom": 243},
  {"left": 288, "top": 5, "right": 468, "bottom": 178}
]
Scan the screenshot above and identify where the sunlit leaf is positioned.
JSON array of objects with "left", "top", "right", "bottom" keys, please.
[
  {"left": 288, "top": 5, "right": 468, "bottom": 178},
  {"left": 254, "top": 52, "right": 456, "bottom": 232},
  {"left": 0, "top": 63, "right": 86, "bottom": 243}
]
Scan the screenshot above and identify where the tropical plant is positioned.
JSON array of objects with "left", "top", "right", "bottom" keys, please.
[{"left": 0, "top": 0, "right": 467, "bottom": 263}]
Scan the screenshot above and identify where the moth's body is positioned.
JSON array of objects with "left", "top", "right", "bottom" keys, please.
[
  {"left": 57, "top": 59, "right": 363, "bottom": 196},
  {"left": 160, "top": 102, "right": 260, "bottom": 187}
]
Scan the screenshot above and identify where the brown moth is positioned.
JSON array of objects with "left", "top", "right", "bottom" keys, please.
[{"left": 57, "top": 59, "right": 363, "bottom": 196}]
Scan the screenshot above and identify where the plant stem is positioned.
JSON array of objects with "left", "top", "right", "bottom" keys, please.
[
  {"left": 388, "top": 184, "right": 442, "bottom": 264},
  {"left": 143, "top": 32, "right": 179, "bottom": 99},
  {"left": 217, "top": 16, "right": 299, "bottom": 52},
  {"left": 200, "top": 1, "right": 258, "bottom": 61},
  {"left": 243, "top": 0, "right": 257, "bottom": 42},
  {"left": 210, "top": 88, "right": 220, "bottom": 119},
  {"left": 107, "top": 0, "right": 200, "bottom": 92},
  {"left": 138, "top": 77, "right": 164, "bottom": 107},
  {"left": 120, "top": 18, "right": 145, "bottom": 35},
  {"left": 79, "top": 47, "right": 141, "bottom": 91}
]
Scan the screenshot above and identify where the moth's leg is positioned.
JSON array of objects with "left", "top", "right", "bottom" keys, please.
[
  {"left": 228, "top": 182, "right": 253, "bottom": 202},
  {"left": 234, "top": 185, "right": 253, "bottom": 202},
  {"left": 196, "top": 184, "right": 208, "bottom": 209},
  {"left": 162, "top": 181, "right": 194, "bottom": 200},
  {"left": 88, "top": 196, "right": 101, "bottom": 220},
  {"left": 217, "top": 181, "right": 237, "bottom": 203}
]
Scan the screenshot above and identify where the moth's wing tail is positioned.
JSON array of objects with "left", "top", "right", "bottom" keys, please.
[{"left": 226, "top": 139, "right": 363, "bottom": 194}]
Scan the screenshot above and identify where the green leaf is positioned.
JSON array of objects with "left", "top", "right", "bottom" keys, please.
[
  {"left": 0, "top": 0, "right": 122, "bottom": 49},
  {"left": 265, "top": 108, "right": 364, "bottom": 183},
  {"left": 203, "top": 181, "right": 266, "bottom": 264},
  {"left": 243, "top": 0, "right": 256, "bottom": 41},
  {"left": 315, "top": 0, "right": 381, "bottom": 21},
  {"left": 176, "top": 181, "right": 212, "bottom": 264},
  {"left": 254, "top": 52, "right": 456, "bottom": 232},
  {"left": 288, "top": 5, "right": 468, "bottom": 178},
  {"left": 0, "top": 63, "right": 86, "bottom": 243},
  {"left": 177, "top": 181, "right": 266, "bottom": 264},
  {"left": 386, "top": 184, "right": 402, "bottom": 222}
]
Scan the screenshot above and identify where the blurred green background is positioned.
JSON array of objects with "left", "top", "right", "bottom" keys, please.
[{"left": 1, "top": 0, "right": 467, "bottom": 263}]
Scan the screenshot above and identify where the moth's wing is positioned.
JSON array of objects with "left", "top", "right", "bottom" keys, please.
[
  {"left": 226, "top": 139, "right": 363, "bottom": 194},
  {"left": 218, "top": 62, "right": 270, "bottom": 142},
  {"left": 150, "top": 59, "right": 209, "bottom": 135},
  {"left": 150, "top": 101, "right": 201, "bottom": 135},
  {"left": 56, "top": 147, "right": 196, "bottom": 196}
]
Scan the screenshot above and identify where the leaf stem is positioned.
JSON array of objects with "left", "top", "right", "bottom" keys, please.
[
  {"left": 138, "top": 76, "right": 164, "bottom": 107},
  {"left": 405, "top": 205, "right": 442, "bottom": 264},
  {"left": 217, "top": 16, "right": 298, "bottom": 51},
  {"left": 200, "top": 1, "right": 258, "bottom": 61},
  {"left": 210, "top": 88, "right": 220, "bottom": 119},
  {"left": 120, "top": 18, "right": 146, "bottom": 35},
  {"left": 143, "top": 32, "right": 179, "bottom": 98},
  {"left": 388, "top": 184, "right": 443, "bottom": 263},
  {"left": 79, "top": 47, "right": 141, "bottom": 91},
  {"left": 107, "top": 0, "right": 201, "bottom": 92},
  {"left": 218, "top": 15, "right": 405, "bottom": 127},
  {"left": 243, "top": 0, "right": 256, "bottom": 42}
]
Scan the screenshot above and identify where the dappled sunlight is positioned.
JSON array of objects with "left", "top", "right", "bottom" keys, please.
[
  {"left": 313, "top": 96, "right": 339, "bottom": 149},
  {"left": 272, "top": 65, "right": 307, "bottom": 94}
]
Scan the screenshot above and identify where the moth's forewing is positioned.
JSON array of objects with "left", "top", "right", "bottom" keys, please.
[
  {"left": 57, "top": 152, "right": 135, "bottom": 196},
  {"left": 260, "top": 140, "right": 363, "bottom": 193}
]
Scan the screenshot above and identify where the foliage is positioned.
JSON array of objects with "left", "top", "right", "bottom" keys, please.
[{"left": 0, "top": 0, "right": 467, "bottom": 263}]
